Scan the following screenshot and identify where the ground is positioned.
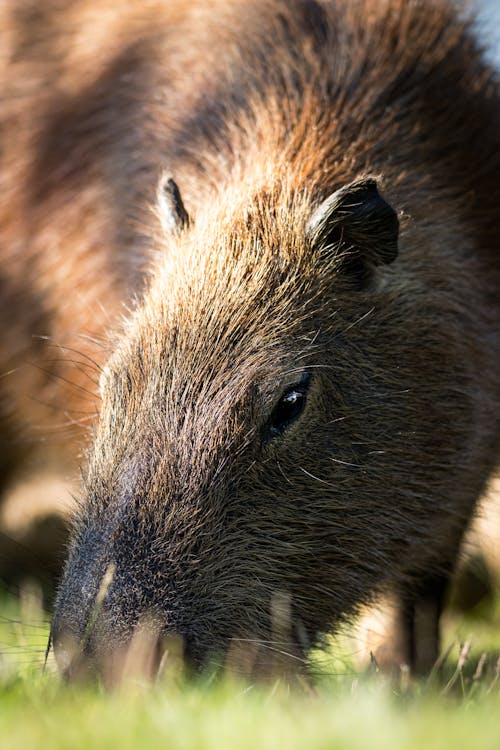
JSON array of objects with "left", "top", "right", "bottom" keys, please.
[{"left": 0, "top": 575, "right": 499, "bottom": 750}]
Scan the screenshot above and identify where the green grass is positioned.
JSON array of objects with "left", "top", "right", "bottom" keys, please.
[{"left": 1, "top": 583, "right": 500, "bottom": 750}]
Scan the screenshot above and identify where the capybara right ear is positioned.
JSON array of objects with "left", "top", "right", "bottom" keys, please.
[
  {"left": 306, "top": 177, "right": 399, "bottom": 287},
  {"left": 157, "top": 174, "right": 191, "bottom": 234}
]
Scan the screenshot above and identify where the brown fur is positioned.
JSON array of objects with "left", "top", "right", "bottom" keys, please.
[{"left": 0, "top": 0, "right": 499, "bottom": 677}]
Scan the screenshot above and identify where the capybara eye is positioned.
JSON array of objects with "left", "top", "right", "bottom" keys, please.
[{"left": 268, "top": 374, "right": 311, "bottom": 437}]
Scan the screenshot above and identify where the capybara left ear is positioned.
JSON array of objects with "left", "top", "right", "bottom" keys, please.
[
  {"left": 306, "top": 177, "right": 399, "bottom": 284},
  {"left": 157, "top": 174, "right": 190, "bottom": 234}
]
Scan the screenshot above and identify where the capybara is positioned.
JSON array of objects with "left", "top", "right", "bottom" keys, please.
[{"left": 0, "top": 0, "right": 499, "bottom": 678}]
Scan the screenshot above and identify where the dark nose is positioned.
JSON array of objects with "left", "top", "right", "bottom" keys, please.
[
  {"left": 50, "top": 611, "right": 93, "bottom": 681},
  {"left": 51, "top": 554, "right": 119, "bottom": 679}
]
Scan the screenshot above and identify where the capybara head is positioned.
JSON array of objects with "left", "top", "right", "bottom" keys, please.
[{"left": 51, "top": 169, "right": 479, "bottom": 679}]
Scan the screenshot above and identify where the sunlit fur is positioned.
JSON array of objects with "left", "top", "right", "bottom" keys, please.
[{"left": 0, "top": 0, "right": 499, "bottom": 677}]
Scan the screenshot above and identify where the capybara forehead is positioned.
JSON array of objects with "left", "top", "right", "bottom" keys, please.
[{"left": 119, "top": 194, "right": 329, "bottom": 370}]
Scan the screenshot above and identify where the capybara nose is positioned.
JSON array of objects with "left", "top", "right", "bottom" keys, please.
[{"left": 51, "top": 625, "right": 85, "bottom": 680}]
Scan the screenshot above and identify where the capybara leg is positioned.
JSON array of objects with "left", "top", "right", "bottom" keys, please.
[
  {"left": 409, "top": 586, "right": 444, "bottom": 674},
  {"left": 369, "top": 599, "right": 413, "bottom": 675},
  {"left": 372, "top": 577, "right": 447, "bottom": 675}
]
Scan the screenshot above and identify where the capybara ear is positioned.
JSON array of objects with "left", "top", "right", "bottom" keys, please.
[
  {"left": 306, "top": 177, "right": 399, "bottom": 284},
  {"left": 157, "top": 174, "right": 191, "bottom": 234}
]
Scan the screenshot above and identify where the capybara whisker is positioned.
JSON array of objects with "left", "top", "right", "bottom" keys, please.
[
  {"left": 43, "top": 343, "right": 105, "bottom": 375},
  {"left": 28, "top": 365, "right": 98, "bottom": 400}
]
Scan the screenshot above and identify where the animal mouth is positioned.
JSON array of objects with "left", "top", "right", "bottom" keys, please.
[
  {"left": 51, "top": 559, "right": 310, "bottom": 685},
  {"left": 51, "top": 618, "right": 308, "bottom": 686},
  {"left": 51, "top": 618, "right": 168, "bottom": 686}
]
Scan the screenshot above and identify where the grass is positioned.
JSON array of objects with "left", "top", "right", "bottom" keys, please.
[{"left": 1, "top": 581, "right": 500, "bottom": 750}]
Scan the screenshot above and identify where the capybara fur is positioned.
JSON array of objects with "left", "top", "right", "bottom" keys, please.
[{"left": 0, "top": 0, "right": 499, "bottom": 678}]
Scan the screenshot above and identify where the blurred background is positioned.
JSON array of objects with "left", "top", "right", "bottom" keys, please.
[{"left": 475, "top": 0, "right": 500, "bottom": 68}]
